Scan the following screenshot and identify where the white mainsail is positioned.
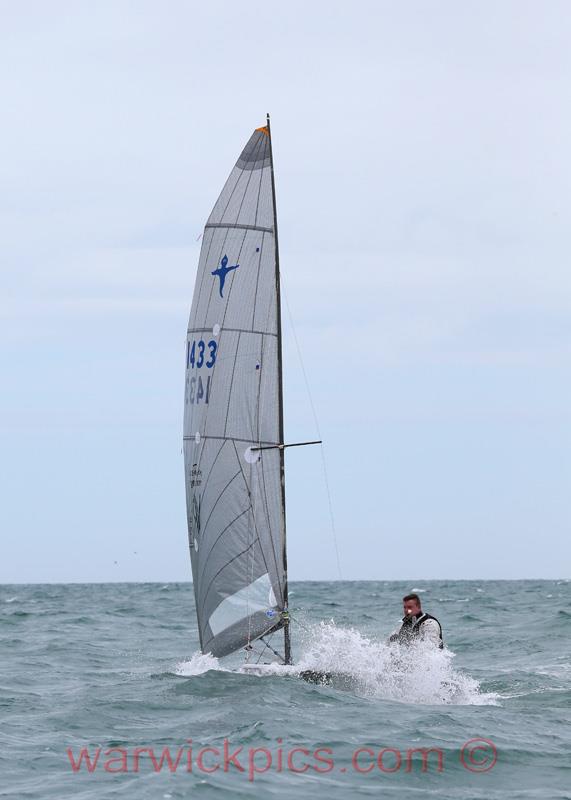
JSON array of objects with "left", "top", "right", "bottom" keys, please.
[{"left": 183, "top": 122, "right": 289, "bottom": 660}]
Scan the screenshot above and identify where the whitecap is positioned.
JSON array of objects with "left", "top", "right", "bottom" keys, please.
[
  {"left": 292, "top": 620, "right": 499, "bottom": 706},
  {"left": 535, "top": 662, "right": 571, "bottom": 678},
  {"left": 174, "top": 652, "right": 225, "bottom": 676}
]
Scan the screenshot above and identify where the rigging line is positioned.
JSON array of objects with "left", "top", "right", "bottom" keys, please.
[
  {"left": 267, "top": 114, "right": 290, "bottom": 666},
  {"left": 247, "top": 510, "right": 254, "bottom": 649},
  {"left": 240, "top": 324, "right": 281, "bottom": 594},
  {"left": 249, "top": 239, "right": 287, "bottom": 620},
  {"left": 254, "top": 627, "right": 283, "bottom": 665},
  {"left": 288, "top": 612, "right": 311, "bottom": 632},
  {"left": 245, "top": 491, "right": 253, "bottom": 649},
  {"left": 197, "top": 505, "right": 251, "bottom": 579},
  {"left": 253, "top": 377, "right": 286, "bottom": 609},
  {"left": 238, "top": 398, "right": 282, "bottom": 595},
  {"left": 199, "top": 469, "right": 242, "bottom": 544},
  {"left": 259, "top": 635, "right": 286, "bottom": 664},
  {"left": 229, "top": 439, "right": 273, "bottom": 649},
  {"left": 255, "top": 639, "right": 270, "bottom": 664},
  {"left": 279, "top": 276, "right": 343, "bottom": 581}
]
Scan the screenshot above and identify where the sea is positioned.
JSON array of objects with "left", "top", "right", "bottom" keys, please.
[{"left": 1, "top": 580, "right": 569, "bottom": 799}]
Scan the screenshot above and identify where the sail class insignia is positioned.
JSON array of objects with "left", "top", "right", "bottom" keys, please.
[
  {"left": 189, "top": 493, "right": 201, "bottom": 551},
  {"left": 211, "top": 254, "right": 239, "bottom": 298}
]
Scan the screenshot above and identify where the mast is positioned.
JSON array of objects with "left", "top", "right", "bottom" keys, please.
[{"left": 266, "top": 113, "right": 291, "bottom": 665}]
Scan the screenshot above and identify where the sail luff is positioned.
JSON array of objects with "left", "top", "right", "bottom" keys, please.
[{"left": 266, "top": 114, "right": 291, "bottom": 665}]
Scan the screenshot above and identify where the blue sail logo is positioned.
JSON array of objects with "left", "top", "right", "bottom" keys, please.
[{"left": 211, "top": 255, "right": 239, "bottom": 298}]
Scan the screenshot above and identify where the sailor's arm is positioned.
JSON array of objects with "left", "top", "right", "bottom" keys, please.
[{"left": 388, "top": 623, "right": 402, "bottom": 644}]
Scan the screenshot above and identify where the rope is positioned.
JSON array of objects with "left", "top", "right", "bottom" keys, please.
[
  {"left": 289, "top": 612, "right": 311, "bottom": 632},
  {"left": 280, "top": 276, "right": 343, "bottom": 580},
  {"left": 259, "top": 635, "right": 287, "bottom": 663}
]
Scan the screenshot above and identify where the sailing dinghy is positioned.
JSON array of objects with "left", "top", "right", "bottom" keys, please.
[{"left": 183, "top": 117, "right": 319, "bottom": 670}]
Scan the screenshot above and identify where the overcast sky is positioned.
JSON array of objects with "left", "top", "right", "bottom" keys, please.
[{"left": 1, "top": 1, "right": 569, "bottom": 582}]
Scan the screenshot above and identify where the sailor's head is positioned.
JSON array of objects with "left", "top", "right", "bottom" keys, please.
[{"left": 402, "top": 593, "right": 422, "bottom": 618}]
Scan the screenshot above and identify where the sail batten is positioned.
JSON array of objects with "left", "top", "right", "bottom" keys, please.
[
  {"left": 187, "top": 327, "right": 278, "bottom": 338},
  {"left": 205, "top": 223, "right": 273, "bottom": 233},
  {"left": 184, "top": 125, "right": 286, "bottom": 659}
]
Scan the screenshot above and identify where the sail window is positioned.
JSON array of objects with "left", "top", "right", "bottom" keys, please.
[{"left": 208, "top": 573, "right": 276, "bottom": 636}]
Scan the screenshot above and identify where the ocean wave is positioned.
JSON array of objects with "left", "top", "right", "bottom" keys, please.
[
  {"left": 171, "top": 622, "right": 499, "bottom": 706},
  {"left": 173, "top": 652, "right": 226, "bottom": 677}
]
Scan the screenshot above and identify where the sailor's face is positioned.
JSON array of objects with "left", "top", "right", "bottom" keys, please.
[{"left": 403, "top": 600, "right": 421, "bottom": 617}]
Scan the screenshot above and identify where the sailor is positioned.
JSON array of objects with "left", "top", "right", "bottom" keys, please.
[{"left": 389, "top": 593, "right": 444, "bottom": 649}]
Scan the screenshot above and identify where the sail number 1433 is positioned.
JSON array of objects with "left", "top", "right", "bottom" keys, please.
[
  {"left": 187, "top": 339, "right": 217, "bottom": 369},
  {"left": 186, "top": 339, "right": 217, "bottom": 405}
]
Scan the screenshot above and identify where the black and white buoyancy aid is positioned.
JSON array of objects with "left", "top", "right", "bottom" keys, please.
[{"left": 395, "top": 612, "right": 444, "bottom": 649}]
